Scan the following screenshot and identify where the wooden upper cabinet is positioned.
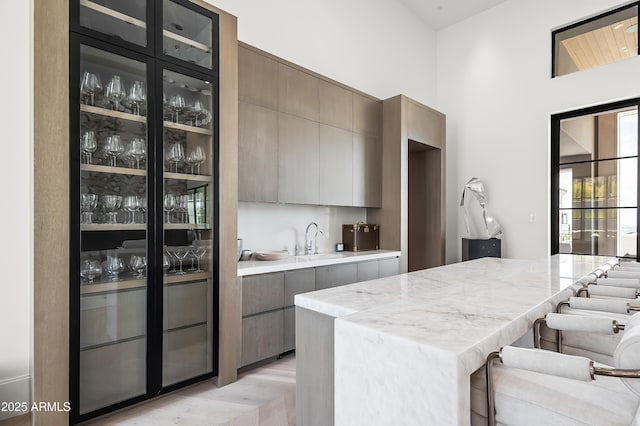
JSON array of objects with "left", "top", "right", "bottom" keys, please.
[
  {"left": 238, "top": 46, "right": 278, "bottom": 110},
  {"left": 353, "top": 93, "right": 382, "bottom": 138},
  {"left": 319, "top": 81, "right": 352, "bottom": 131},
  {"left": 407, "top": 100, "right": 445, "bottom": 149},
  {"left": 278, "top": 112, "right": 319, "bottom": 205},
  {"left": 353, "top": 133, "right": 381, "bottom": 207},
  {"left": 278, "top": 64, "right": 319, "bottom": 121},
  {"left": 319, "top": 124, "right": 353, "bottom": 206},
  {"left": 238, "top": 102, "right": 278, "bottom": 202}
]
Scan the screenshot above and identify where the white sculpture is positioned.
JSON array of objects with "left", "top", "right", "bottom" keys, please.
[{"left": 460, "top": 177, "right": 503, "bottom": 239}]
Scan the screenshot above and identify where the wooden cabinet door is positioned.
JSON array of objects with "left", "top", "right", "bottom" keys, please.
[
  {"left": 319, "top": 80, "right": 352, "bottom": 130},
  {"left": 356, "top": 260, "right": 379, "bottom": 282},
  {"left": 353, "top": 133, "right": 382, "bottom": 207},
  {"left": 241, "top": 272, "right": 285, "bottom": 316},
  {"left": 278, "top": 112, "right": 319, "bottom": 204},
  {"left": 283, "top": 306, "right": 295, "bottom": 352},
  {"left": 284, "top": 268, "right": 316, "bottom": 307},
  {"left": 238, "top": 46, "right": 278, "bottom": 109},
  {"left": 238, "top": 102, "right": 278, "bottom": 202},
  {"left": 319, "top": 124, "right": 353, "bottom": 206},
  {"left": 241, "top": 310, "right": 284, "bottom": 367},
  {"left": 379, "top": 257, "right": 400, "bottom": 278},
  {"left": 278, "top": 63, "right": 319, "bottom": 121},
  {"left": 315, "top": 263, "right": 358, "bottom": 290}
]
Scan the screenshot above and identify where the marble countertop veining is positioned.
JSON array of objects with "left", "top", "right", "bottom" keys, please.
[
  {"left": 237, "top": 249, "right": 401, "bottom": 277},
  {"left": 296, "top": 254, "right": 615, "bottom": 373}
]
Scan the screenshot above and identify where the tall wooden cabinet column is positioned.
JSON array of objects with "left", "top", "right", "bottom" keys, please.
[
  {"left": 368, "top": 95, "right": 446, "bottom": 273},
  {"left": 34, "top": 1, "right": 238, "bottom": 424}
]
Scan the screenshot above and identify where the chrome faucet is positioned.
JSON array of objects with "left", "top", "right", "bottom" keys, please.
[{"left": 304, "top": 222, "right": 319, "bottom": 255}]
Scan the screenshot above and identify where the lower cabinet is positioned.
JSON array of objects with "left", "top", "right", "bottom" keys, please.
[{"left": 239, "top": 257, "right": 399, "bottom": 368}]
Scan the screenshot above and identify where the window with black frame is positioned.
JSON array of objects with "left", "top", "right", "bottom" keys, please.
[
  {"left": 552, "top": 2, "right": 638, "bottom": 77},
  {"left": 552, "top": 100, "right": 639, "bottom": 259}
]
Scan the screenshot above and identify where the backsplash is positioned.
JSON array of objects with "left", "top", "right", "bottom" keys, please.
[{"left": 238, "top": 202, "right": 366, "bottom": 255}]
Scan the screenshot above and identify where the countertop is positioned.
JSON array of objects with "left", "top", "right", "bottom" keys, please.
[{"left": 237, "top": 249, "right": 401, "bottom": 277}]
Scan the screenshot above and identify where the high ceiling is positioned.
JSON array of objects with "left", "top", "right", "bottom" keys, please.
[{"left": 395, "top": 0, "right": 508, "bottom": 30}]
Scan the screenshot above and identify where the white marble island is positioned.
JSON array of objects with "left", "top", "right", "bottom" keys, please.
[{"left": 294, "top": 255, "right": 617, "bottom": 426}]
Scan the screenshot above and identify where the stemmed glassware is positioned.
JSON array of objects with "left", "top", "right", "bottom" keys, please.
[
  {"left": 80, "top": 259, "right": 102, "bottom": 284},
  {"left": 80, "top": 71, "right": 102, "bottom": 106},
  {"left": 137, "top": 196, "right": 147, "bottom": 224},
  {"left": 169, "top": 94, "right": 186, "bottom": 123},
  {"left": 185, "top": 150, "right": 198, "bottom": 174},
  {"left": 193, "top": 246, "right": 207, "bottom": 272},
  {"left": 175, "top": 195, "right": 189, "bottom": 224},
  {"left": 191, "top": 99, "right": 206, "bottom": 127},
  {"left": 105, "top": 255, "right": 125, "bottom": 281},
  {"left": 172, "top": 247, "right": 189, "bottom": 275},
  {"left": 102, "top": 195, "right": 122, "bottom": 224},
  {"left": 104, "top": 134, "right": 124, "bottom": 167},
  {"left": 162, "top": 252, "right": 171, "bottom": 273},
  {"left": 166, "top": 142, "right": 184, "bottom": 173},
  {"left": 80, "top": 131, "right": 97, "bottom": 164},
  {"left": 193, "top": 146, "right": 206, "bottom": 174},
  {"left": 129, "top": 255, "right": 146, "bottom": 279},
  {"left": 122, "top": 195, "right": 138, "bottom": 224},
  {"left": 163, "top": 193, "right": 175, "bottom": 224},
  {"left": 128, "top": 80, "right": 146, "bottom": 116},
  {"left": 80, "top": 193, "right": 98, "bottom": 224},
  {"left": 105, "top": 75, "right": 126, "bottom": 111},
  {"left": 129, "top": 138, "right": 146, "bottom": 169}
]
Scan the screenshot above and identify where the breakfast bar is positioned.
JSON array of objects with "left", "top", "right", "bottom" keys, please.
[{"left": 294, "top": 254, "right": 617, "bottom": 426}]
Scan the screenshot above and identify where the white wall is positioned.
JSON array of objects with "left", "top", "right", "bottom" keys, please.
[
  {"left": 0, "top": 0, "right": 32, "bottom": 416},
  {"left": 206, "top": 0, "right": 437, "bottom": 105},
  {"left": 238, "top": 202, "right": 365, "bottom": 255},
  {"left": 437, "top": 0, "right": 640, "bottom": 262}
]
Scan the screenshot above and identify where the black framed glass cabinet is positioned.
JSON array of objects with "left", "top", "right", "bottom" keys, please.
[{"left": 69, "top": 0, "right": 220, "bottom": 422}]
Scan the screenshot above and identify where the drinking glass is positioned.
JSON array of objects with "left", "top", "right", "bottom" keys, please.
[
  {"left": 80, "top": 71, "right": 102, "bottom": 106},
  {"left": 173, "top": 247, "right": 189, "bottom": 275},
  {"left": 163, "top": 193, "right": 175, "bottom": 223},
  {"left": 175, "top": 194, "right": 189, "bottom": 224},
  {"left": 169, "top": 94, "right": 186, "bottom": 123},
  {"left": 166, "top": 142, "right": 184, "bottom": 173},
  {"left": 192, "top": 99, "right": 207, "bottom": 127},
  {"left": 185, "top": 150, "right": 198, "bottom": 174},
  {"left": 129, "top": 138, "right": 146, "bottom": 169},
  {"left": 137, "top": 196, "right": 146, "bottom": 224},
  {"left": 80, "top": 259, "right": 102, "bottom": 284},
  {"left": 105, "top": 255, "right": 125, "bottom": 281},
  {"left": 102, "top": 195, "right": 122, "bottom": 224},
  {"left": 104, "top": 134, "right": 124, "bottom": 167},
  {"left": 128, "top": 80, "right": 146, "bottom": 116},
  {"left": 163, "top": 252, "right": 171, "bottom": 273},
  {"left": 80, "top": 131, "right": 97, "bottom": 164},
  {"left": 194, "top": 145, "right": 206, "bottom": 175},
  {"left": 193, "top": 246, "right": 207, "bottom": 272},
  {"left": 80, "top": 193, "right": 98, "bottom": 224},
  {"left": 105, "top": 75, "right": 126, "bottom": 111},
  {"left": 129, "top": 255, "right": 146, "bottom": 279},
  {"left": 122, "top": 195, "right": 138, "bottom": 224}
]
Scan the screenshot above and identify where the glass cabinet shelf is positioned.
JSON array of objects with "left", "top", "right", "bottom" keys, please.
[
  {"left": 163, "top": 171, "right": 210, "bottom": 182},
  {"left": 81, "top": 164, "right": 147, "bottom": 176},
  {"left": 164, "top": 223, "right": 211, "bottom": 230},
  {"left": 80, "top": 271, "right": 210, "bottom": 295},
  {"left": 81, "top": 104, "right": 147, "bottom": 123},
  {"left": 163, "top": 120, "right": 212, "bottom": 135},
  {"left": 80, "top": 0, "right": 145, "bottom": 28},
  {"left": 81, "top": 223, "right": 147, "bottom": 231},
  {"left": 162, "top": 30, "right": 212, "bottom": 54}
]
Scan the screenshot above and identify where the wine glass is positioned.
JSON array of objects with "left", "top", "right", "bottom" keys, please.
[
  {"left": 137, "top": 196, "right": 146, "bottom": 224},
  {"left": 163, "top": 193, "right": 175, "bottom": 224},
  {"left": 193, "top": 145, "right": 206, "bottom": 175},
  {"left": 105, "top": 75, "right": 126, "bottom": 111},
  {"left": 102, "top": 195, "right": 122, "bottom": 224},
  {"left": 128, "top": 80, "right": 146, "bottom": 116},
  {"left": 162, "top": 252, "right": 171, "bottom": 273},
  {"left": 185, "top": 150, "right": 198, "bottom": 174},
  {"left": 80, "top": 259, "right": 102, "bottom": 284},
  {"left": 104, "top": 134, "right": 124, "bottom": 167},
  {"left": 105, "top": 255, "right": 125, "bottom": 281},
  {"left": 169, "top": 94, "right": 186, "bottom": 123},
  {"left": 80, "top": 131, "right": 97, "bottom": 164},
  {"left": 129, "top": 138, "right": 146, "bottom": 169},
  {"left": 172, "top": 247, "right": 189, "bottom": 275},
  {"left": 80, "top": 193, "right": 98, "bottom": 224},
  {"left": 166, "top": 142, "right": 184, "bottom": 173},
  {"left": 122, "top": 195, "right": 138, "bottom": 224},
  {"left": 175, "top": 194, "right": 189, "bottom": 224},
  {"left": 129, "top": 255, "right": 146, "bottom": 279},
  {"left": 193, "top": 246, "right": 207, "bottom": 272},
  {"left": 192, "top": 99, "right": 207, "bottom": 127},
  {"left": 80, "top": 71, "right": 102, "bottom": 106}
]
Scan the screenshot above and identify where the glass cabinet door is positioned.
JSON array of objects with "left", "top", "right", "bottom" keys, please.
[
  {"left": 76, "top": 44, "right": 149, "bottom": 415},
  {"left": 162, "top": 0, "right": 215, "bottom": 70},
  {"left": 161, "top": 68, "right": 215, "bottom": 386},
  {"left": 79, "top": 0, "right": 148, "bottom": 47}
]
